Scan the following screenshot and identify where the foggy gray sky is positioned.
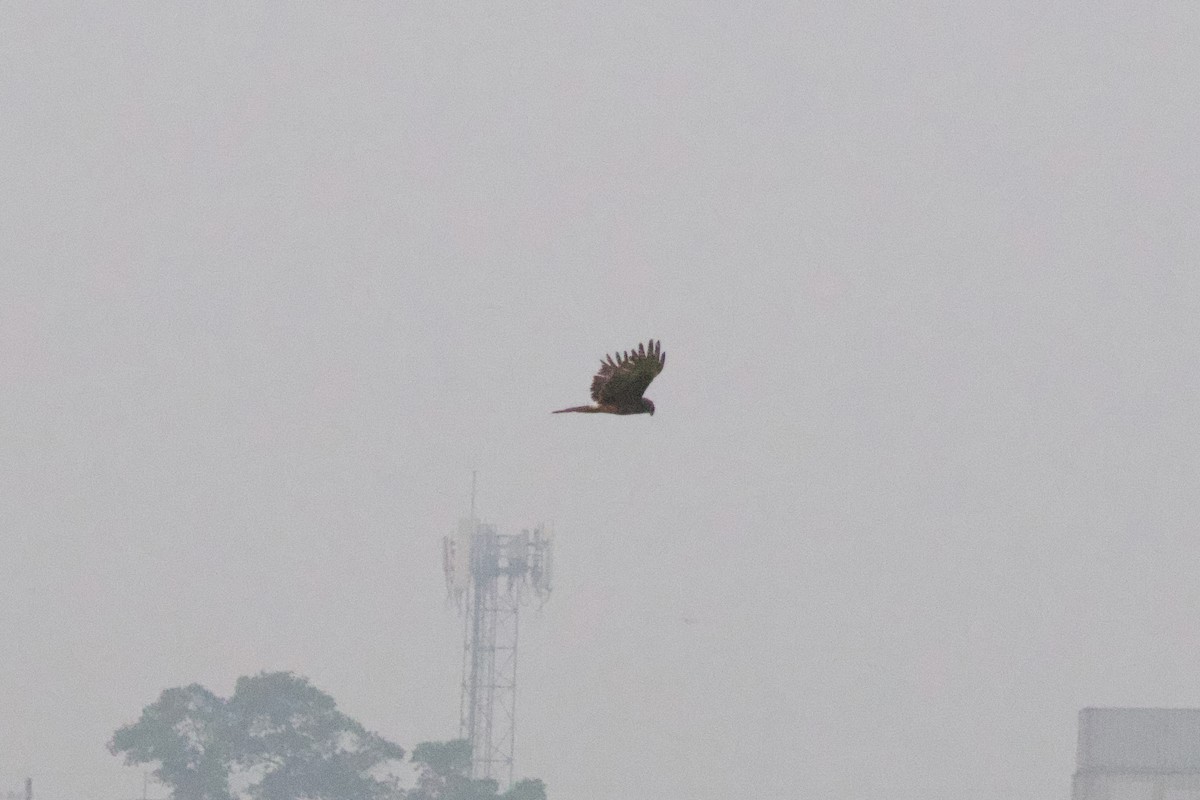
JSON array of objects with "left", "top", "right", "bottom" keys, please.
[{"left": 2, "top": 3, "right": 1198, "bottom": 799}]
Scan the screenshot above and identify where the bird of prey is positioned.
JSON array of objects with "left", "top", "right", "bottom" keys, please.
[{"left": 553, "top": 339, "right": 666, "bottom": 416}]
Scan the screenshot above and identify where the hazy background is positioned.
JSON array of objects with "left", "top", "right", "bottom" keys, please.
[{"left": 2, "top": 3, "right": 1198, "bottom": 799}]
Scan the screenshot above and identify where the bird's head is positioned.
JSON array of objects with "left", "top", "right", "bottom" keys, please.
[{"left": 642, "top": 398, "right": 656, "bottom": 415}]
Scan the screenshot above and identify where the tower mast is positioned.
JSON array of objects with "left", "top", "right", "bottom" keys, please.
[{"left": 444, "top": 479, "right": 553, "bottom": 787}]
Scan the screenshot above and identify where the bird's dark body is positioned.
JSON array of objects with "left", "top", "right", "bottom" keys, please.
[{"left": 552, "top": 399, "right": 653, "bottom": 415}]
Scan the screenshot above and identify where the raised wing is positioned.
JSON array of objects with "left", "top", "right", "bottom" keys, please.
[{"left": 589, "top": 340, "right": 665, "bottom": 406}]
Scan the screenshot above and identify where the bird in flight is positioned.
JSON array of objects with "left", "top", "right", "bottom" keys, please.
[{"left": 553, "top": 339, "right": 666, "bottom": 416}]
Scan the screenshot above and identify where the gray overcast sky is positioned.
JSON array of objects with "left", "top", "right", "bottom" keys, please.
[{"left": 2, "top": 3, "right": 1198, "bottom": 799}]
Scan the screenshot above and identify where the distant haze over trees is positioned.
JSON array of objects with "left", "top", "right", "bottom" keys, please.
[{"left": 109, "top": 672, "right": 545, "bottom": 800}]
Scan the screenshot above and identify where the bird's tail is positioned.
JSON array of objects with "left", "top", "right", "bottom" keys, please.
[{"left": 552, "top": 405, "right": 601, "bottom": 414}]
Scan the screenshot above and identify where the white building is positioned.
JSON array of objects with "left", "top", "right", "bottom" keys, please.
[{"left": 1073, "top": 708, "right": 1200, "bottom": 800}]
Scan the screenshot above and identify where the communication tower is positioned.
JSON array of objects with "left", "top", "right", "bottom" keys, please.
[{"left": 442, "top": 490, "right": 553, "bottom": 786}]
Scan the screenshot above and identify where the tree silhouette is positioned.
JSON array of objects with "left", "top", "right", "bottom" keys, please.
[
  {"left": 407, "top": 741, "right": 545, "bottom": 800},
  {"left": 109, "top": 684, "right": 235, "bottom": 800},
  {"left": 111, "top": 674, "right": 546, "bottom": 800},
  {"left": 110, "top": 673, "right": 404, "bottom": 800}
]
